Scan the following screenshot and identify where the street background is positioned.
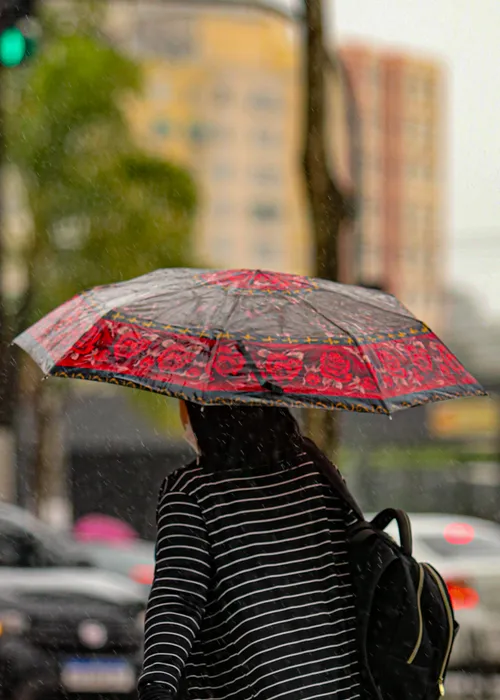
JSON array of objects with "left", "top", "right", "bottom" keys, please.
[
  {"left": 0, "top": 1, "right": 499, "bottom": 697},
  {"left": 2, "top": 0, "right": 497, "bottom": 529}
]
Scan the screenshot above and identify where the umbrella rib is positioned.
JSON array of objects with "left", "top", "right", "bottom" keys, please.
[
  {"left": 40, "top": 290, "right": 101, "bottom": 372},
  {"left": 314, "top": 282, "right": 417, "bottom": 323},
  {"left": 293, "top": 294, "right": 392, "bottom": 415},
  {"left": 203, "top": 294, "right": 241, "bottom": 396},
  {"left": 98, "top": 269, "right": 219, "bottom": 314}
]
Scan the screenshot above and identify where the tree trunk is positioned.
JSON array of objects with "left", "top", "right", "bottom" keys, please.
[
  {"left": 0, "top": 323, "right": 17, "bottom": 501},
  {"left": 302, "top": 0, "right": 348, "bottom": 460},
  {"left": 33, "top": 382, "right": 71, "bottom": 528}
]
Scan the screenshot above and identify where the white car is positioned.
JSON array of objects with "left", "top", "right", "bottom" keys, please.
[{"left": 378, "top": 512, "right": 500, "bottom": 671}]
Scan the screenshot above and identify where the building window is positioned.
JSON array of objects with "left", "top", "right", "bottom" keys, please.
[
  {"left": 137, "top": 17, "right": 194, "bottom": 60},
  {"left": 363, "top": 198, "right": 380, "bottom": 219},
  {"left": 211, "top": 124, "right": 233, "bottom": 142},
  {"left": 211, "top": 234, "right": 232, "bottom": 260},
  {"left": 190, "top": 122, "right": 232, "bottom": 143},
  {"left": 407, "top": 76, "right": 420, "bottom": 97},
  {"left": 212, "top": 163, "right": 232, "bottom": 180},
  {"left": 146, "top": 78, "right": 171, "bottom": 102},
  {"left": 404, "top": 246, "right": 416, "bottom": 262},
  {"left": 151, "top": 120, "right": 170, "bottom": 137},
  {"left": 212, "top": 201, "right": 232, "bottom": 218},
  {"left": 186, "top": 85, "right": 200, "bottom": 104},
  {"left": 213, "top": 84, "right": 231, "bottom": 104},
  {"left": 407, "top": 75, "right": 435, "bottom": 101},
  {"left": 406, "top": 120, "right": 433, "bottom": 146},
  {"left": 252, "top": 129, "right": 281, "bottom": 147},
  {"left": 249, "top": 92, "right": 282, "bottom": 110},
  {"left": 251, "top": 202, "right": 280, "bottom": 222},
  {"left": 368, "top": 64, "right": 379, "bottom": 86},
  {"left": 371, "top": 110, "right": 382, "bottom": 130},
  {"left": 253, "top": 239, "right": 281, "bottom": 264},
  {"left": 406, "top": 163, "right": 430, "bottom": 180},
  {"left": 405, "top": 121, "right": 418, "bottom": 139},
  {"left": 366, "top": 154, "right": 382, "bottom": 173},
  {"left": 189, "top": 123, "right": 209, "bottom": 143},
  {"left": 403, "top": 204, "right": 415, "bottom": 230},
  {"left": 424, "top": 79, "right": 435, "bottom": 98},
  {"left": 404, "top": 204, "right": 427, "bottom": 235},
  {"left": 252, "top": 167, "right": 281, "bottom": 185},
  {"left": 425, "top": 207, "right": 434, "bottom": 230}
]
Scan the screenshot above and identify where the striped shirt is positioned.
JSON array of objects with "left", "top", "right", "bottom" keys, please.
[{"left": 140, "top": 455, "right": 361, "bottom": 700}]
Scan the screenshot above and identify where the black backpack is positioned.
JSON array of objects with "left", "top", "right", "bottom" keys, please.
[{"left": 304, "top": 438, "right": 459, "bottom": 700}]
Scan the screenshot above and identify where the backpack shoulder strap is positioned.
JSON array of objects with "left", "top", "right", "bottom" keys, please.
[{"left": 301, "top": 436, "right": 364, "bottom": 521}]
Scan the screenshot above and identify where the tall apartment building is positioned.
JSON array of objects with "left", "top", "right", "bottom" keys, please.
[
  {"left": 105, "top": 2, "right": 445, "bottom": 330},
  {"left": 106, "top": 0, "right": 311, "bottom": 274},
  {"left": 339, "top": 45, "right": 445, "bottom": 330}
]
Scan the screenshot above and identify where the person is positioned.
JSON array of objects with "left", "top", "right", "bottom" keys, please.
[{"left": 138, "top": 401, "right": 360, "bottom": 700}]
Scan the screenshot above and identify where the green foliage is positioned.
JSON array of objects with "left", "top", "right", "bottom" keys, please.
[
  {"left": 127, "top": 390, "right": 184, "bottom": 438},
  {"left": 5, "top": 7, "right": 197, "bottom": 325}
]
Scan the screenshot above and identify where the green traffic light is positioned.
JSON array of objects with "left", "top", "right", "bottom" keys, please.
[{"left": 0, "top": 27, "right": 27, "bottom": 67}]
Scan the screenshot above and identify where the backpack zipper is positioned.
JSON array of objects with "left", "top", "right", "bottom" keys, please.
[
  {"left": 422, "top": 563, "right": 454, "bottom": 696},
  {"left": 407, "top": 563, "right": 425, "bottom": 664}
]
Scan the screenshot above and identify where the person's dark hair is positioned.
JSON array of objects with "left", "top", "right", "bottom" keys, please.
[{"left": 185, "top": 403, "right": 304, "bottom": 470}]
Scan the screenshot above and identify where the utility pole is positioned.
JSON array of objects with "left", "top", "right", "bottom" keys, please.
[
  {"left": 303, "top": 0, "right": 349, "bottom": 282},
  {"left": 0, "top": 0, "right": 38, "bottom": 502},
  {"left": 302, "top": 0, "right": 355, "bottom": 457}
]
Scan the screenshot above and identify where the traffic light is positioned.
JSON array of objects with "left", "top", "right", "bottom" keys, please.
[{"left": 0, "top": 0, "right": 37, "bottom": 67}]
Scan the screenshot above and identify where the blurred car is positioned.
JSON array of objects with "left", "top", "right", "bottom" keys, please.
[
  {"left": 0, "top": 501, "right": 147, "bottom": 604},
  {"left": 0, "top": 503, "right": 147, "bottom": 699},
  {"left": 0, "top": 582, "right": 144, "bottom": 700},
  {"left": 76, "top": 540, "right": 155, "bottom": 595},
  {"left": 0, "top": 502, "right": 94, "bottom": 569},
  {"left": 378, "top": 512, "right": 500, "bottom": 672}
]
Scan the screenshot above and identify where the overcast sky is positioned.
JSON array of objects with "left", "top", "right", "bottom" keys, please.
[{"left": 280, "top": 0, "right": 500, "bottom": 318}]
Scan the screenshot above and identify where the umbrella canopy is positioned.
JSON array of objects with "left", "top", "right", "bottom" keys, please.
[{"left": 15, "top": 268, "right": 486, "bottom": 414}]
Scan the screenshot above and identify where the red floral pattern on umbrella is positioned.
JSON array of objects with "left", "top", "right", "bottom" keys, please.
[{"left": 14, "top": 268, "right": 486, "bottom": 414}]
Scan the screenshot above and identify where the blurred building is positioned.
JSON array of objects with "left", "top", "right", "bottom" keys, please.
[
  {"left": 104, "top": 2, "right": 446, "bottom": 328},
  {"left": 106, "top": 0, "right": 312, "bottom": 274},
  {"left": 339, "top": 45, "right": 445, "bottom": 330}
]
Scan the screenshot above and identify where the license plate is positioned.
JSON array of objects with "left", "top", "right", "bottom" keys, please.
[{"left": 61, "top": 658, "right": 136, "bottom": 693}]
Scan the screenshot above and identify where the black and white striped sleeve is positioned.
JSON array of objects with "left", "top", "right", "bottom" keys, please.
[{"left": 138, "top": 479, "right": 211, "bottom": 700}]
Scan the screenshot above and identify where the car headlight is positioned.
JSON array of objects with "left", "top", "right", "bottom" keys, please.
[{"left": 0, "top": 610, "right": 30, "bottom": 636}]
